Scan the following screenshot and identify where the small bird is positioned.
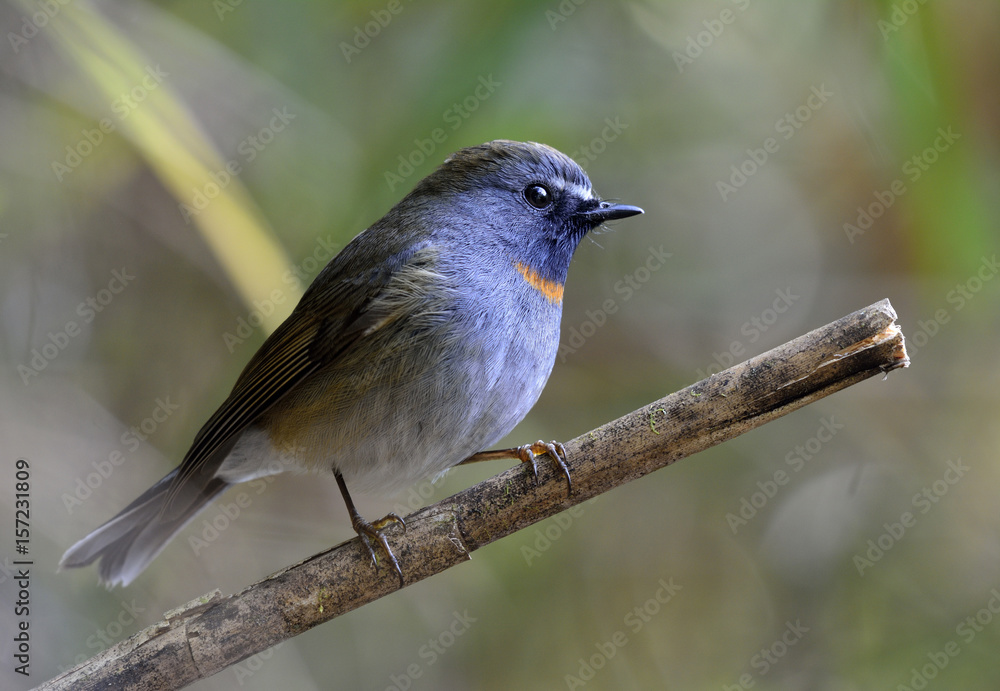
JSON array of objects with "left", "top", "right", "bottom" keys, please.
[{"left": 60, "top": 140, "right": 643, "bottom": 587}]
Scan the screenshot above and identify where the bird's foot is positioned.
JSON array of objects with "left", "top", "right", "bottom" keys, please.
[
  {"left": 351, "top": 511, "right": 406, "bottom": 587},
  {"left": 461, "top": 440, "right": 571, "bottom": 496}
]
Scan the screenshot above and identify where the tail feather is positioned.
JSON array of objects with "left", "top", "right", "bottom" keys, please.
[{"left": 60, "top": 469, "right": 228, "bottom": 588}]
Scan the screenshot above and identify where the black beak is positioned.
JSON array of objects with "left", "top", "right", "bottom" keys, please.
[{"left": 579, "top": 201, "right": 644, "bottom": 224}]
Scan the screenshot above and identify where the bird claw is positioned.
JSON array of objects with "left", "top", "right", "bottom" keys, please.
[
  {"left": 516, "top": 440, "right": 571, "bottom": 496},
  {"left": 351, "top": 512, "right": 406, "bottom": 587},
  {"left": 457, "top": 440, "right": 572, "bottom": 495}
]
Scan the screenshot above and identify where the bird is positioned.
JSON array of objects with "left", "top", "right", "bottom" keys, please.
[{"left": 59, "top": 139, "right": 643, "bottom": 587}]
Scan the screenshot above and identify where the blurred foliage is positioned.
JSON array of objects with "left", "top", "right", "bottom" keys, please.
[{"left": 1, "top": 0, "right": 999, "bottom": 689}]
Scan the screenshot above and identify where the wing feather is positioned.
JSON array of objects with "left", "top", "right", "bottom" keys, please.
[{"left": 164, "top": 235, "right": 430, "bottom": 511}]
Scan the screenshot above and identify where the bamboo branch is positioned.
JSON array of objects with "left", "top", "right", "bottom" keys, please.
[{"left": 37, "top": 299, "right": 909, "bottom": 691}]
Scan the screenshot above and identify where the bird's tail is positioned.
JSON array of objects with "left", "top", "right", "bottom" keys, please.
[{"left": 59, "top": 468, "right": 228, "bottom": 588}]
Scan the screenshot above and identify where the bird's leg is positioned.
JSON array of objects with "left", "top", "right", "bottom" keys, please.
[
  {"left": 335, "top": 471, "right": 406, "bottom": 586},
  {"left": 459, "top": 440, "right": 572, "bottom": 496}
]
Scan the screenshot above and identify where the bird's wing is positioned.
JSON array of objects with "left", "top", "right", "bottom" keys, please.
[{"left": 165, "top": 235, "right": 432, "bottom": 512}]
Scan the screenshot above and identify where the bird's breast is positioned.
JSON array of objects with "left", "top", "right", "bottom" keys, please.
[{"left": 255, "top": 250, "right": 566, "bottom": 493}]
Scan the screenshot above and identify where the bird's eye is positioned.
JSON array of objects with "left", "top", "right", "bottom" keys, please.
[{"left": 523, "top": 184, "right": 553, "bottom": 210}]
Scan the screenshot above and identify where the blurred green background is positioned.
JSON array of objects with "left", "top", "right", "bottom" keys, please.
[{"left": 1, "top": 0, "right": 998, "bottom": 689}]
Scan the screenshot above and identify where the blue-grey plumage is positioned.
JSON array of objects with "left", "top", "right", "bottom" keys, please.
[{"left": 59, "top": 140, "right": 643, "bottom": 587}]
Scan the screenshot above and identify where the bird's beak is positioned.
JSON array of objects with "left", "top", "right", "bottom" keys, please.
[{"left": 579, "top": 201, "right": 644, "bottom": 223}]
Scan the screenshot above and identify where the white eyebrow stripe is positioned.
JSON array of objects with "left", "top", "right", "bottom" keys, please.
[{"left": 564, "top": 182, "right": 596, "bottom": 200}]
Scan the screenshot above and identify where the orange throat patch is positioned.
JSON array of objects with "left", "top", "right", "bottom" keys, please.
[{"left": 514, "top": 262, "right": 564, "bottom": 305}]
